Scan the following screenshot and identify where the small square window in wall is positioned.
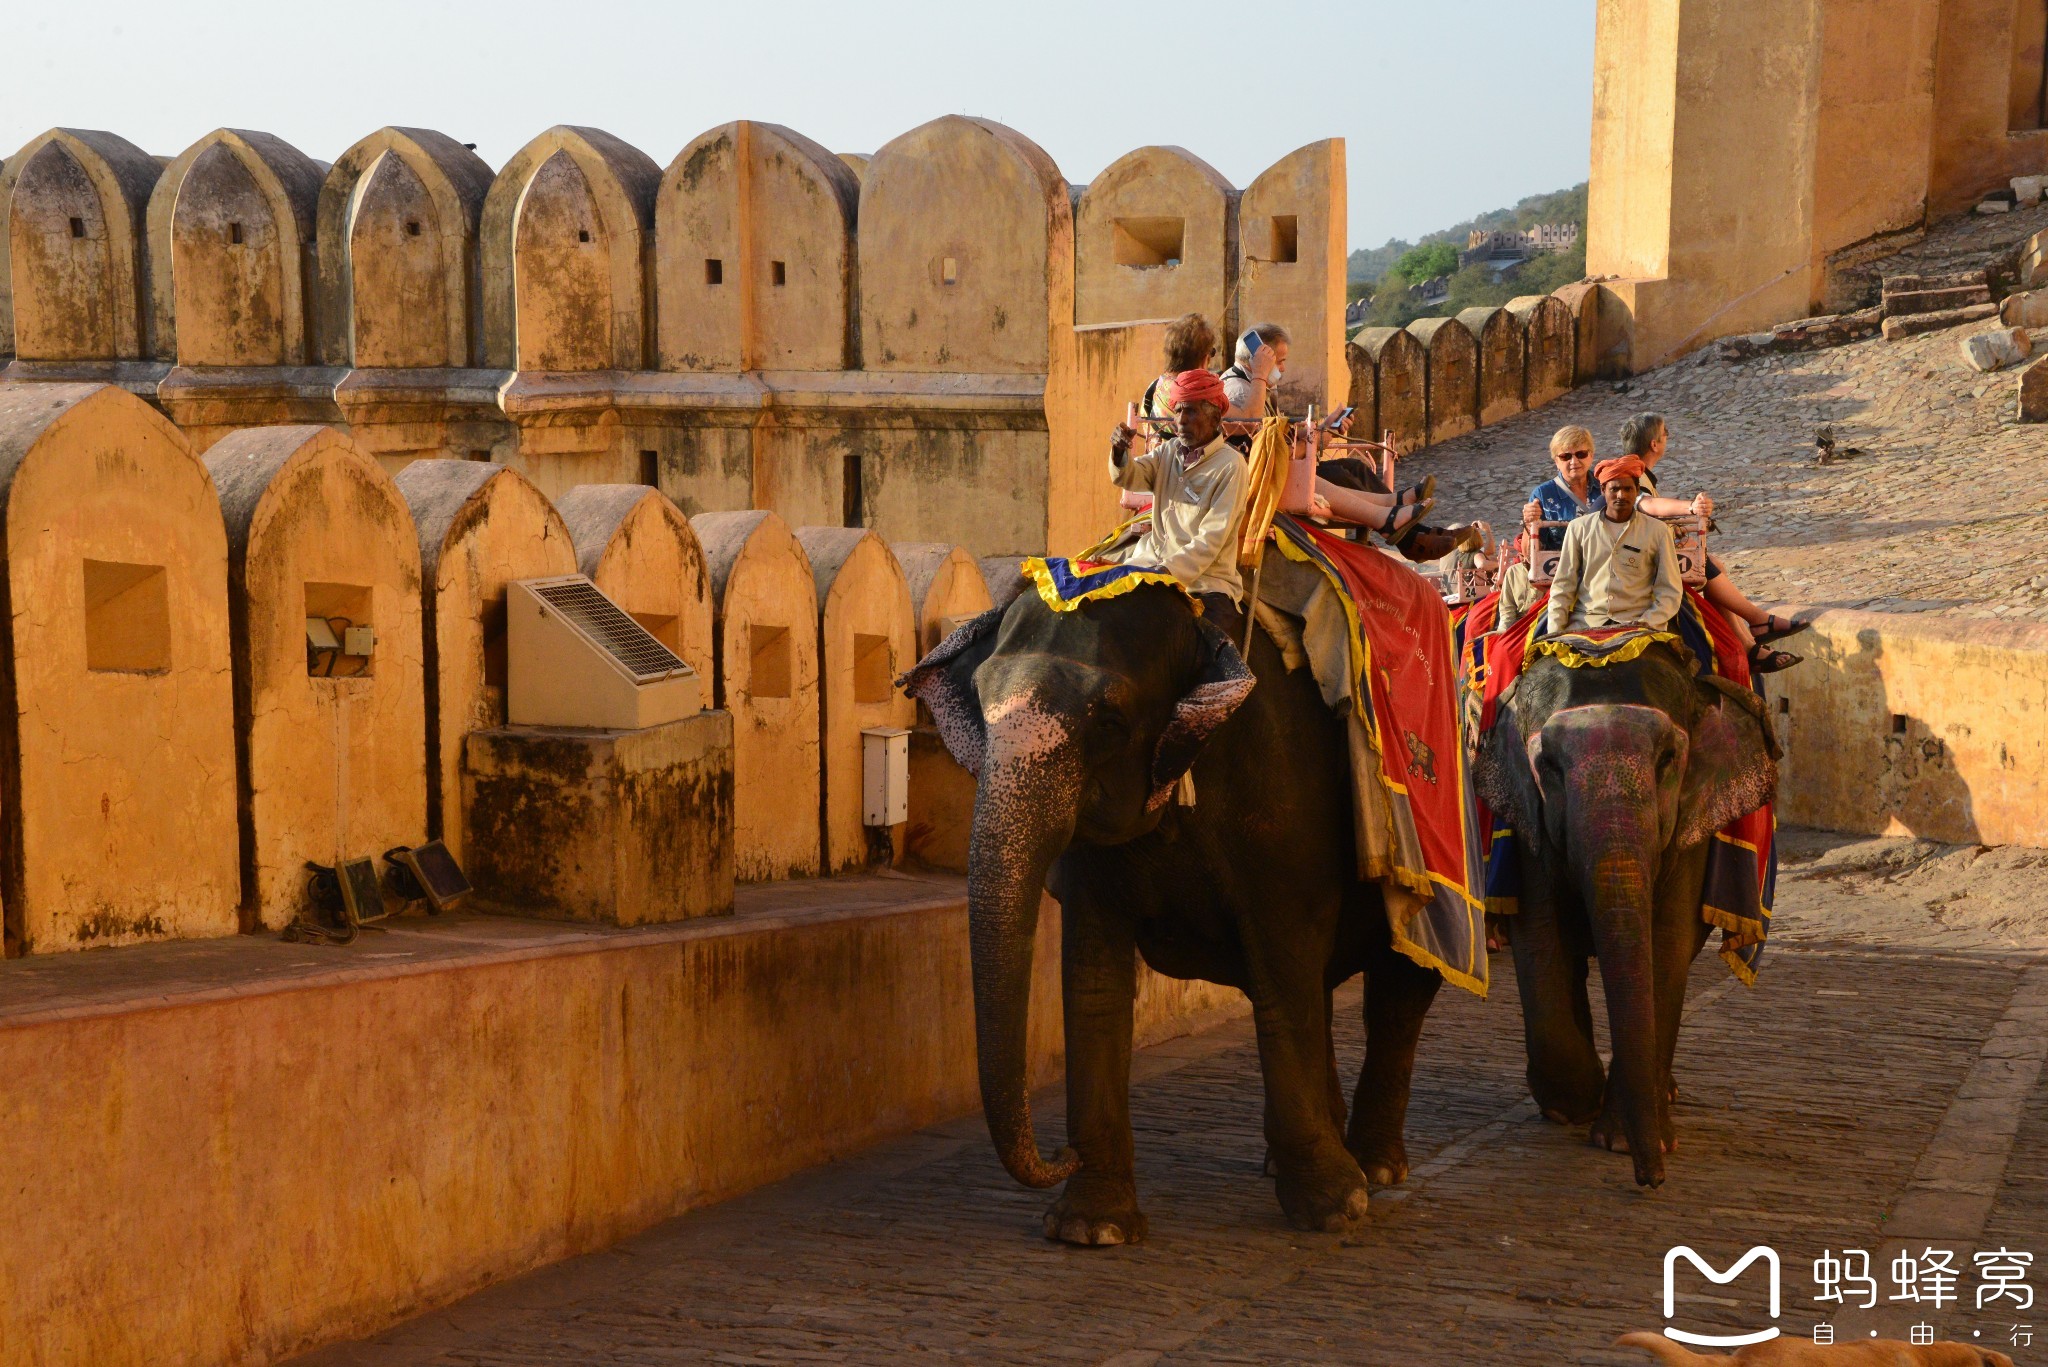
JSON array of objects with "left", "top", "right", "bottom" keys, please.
[
  {"left": 940, "top": 256, "right": 959, "bottom": 285},
  {"left": 748, "top": 624, "right": 792, "bottom": 700},
  {"left": 83, "top": 560, "right": 171, "bottom": 675},
  {"left": 305, "top": 581, "right": 375, "bottom": 679},
  {"left": 852, "top": 633, "right": 893, "bottom": 705},
  {"left": 705, "top": 258, "right": 724, "bottom": 286},
  {"left": 771, "top": 260, "right": 787, "bottom": 286},
  {"left": 1112, "top": 216, "right": 1185, "bottom": 268},
  {"left": 68, "top": 217, "right": 85, "bottom": 239},
  {"left": 1269, "top": 215, "right": 1298, "bottom": 264},
  {"left": 228, "top": 222, "right": 244, "bottom": 246},
  {"left": 577, "top": 229, "right": 591, "bottom": 244},
  {"left": 405, "top": 220, "right": 422, "bottom": 237},
  {"left": 639, "top": 450, "right": 660, "bottom": 487}
]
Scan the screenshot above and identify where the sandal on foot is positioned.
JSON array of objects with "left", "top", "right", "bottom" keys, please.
[
  {"left": 1751, "top": 613, "right": 1809, "bottom": 646},
  {"left": 1749, "top": 646, "right": 1802, "bottom": 674},
  {"left": 1399, "top": 475, "right": 1436, "bottom": 508},
  {"left": 1381, "top": 499, "right": 1434, "bottom": 547}
]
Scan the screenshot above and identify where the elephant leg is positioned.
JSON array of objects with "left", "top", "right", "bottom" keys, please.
[
  {"left": 1045, "top": 894, "right": 1146, "bottom": 1246},
  {"left": 1348, "top": 931, "right": 1441, "bottom": 1187},
  {"left": 1650, "top": 846, "right": 1715, "bottom": 1146},
  {"left": 1323, "top": 990, "right": 1348, "bottom": 1133},
  {"left": 1240, "top": 914, "right": 1370, "bottom": 1233},
  {"left": 1266, "top": 992, "right": 1345, "bottom": 1180},
  {"left": 1508, "top": 864, "right": 1605, "bottom": 1125}
]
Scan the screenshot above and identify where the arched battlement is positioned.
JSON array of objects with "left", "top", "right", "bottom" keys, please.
[
  {"left": 1236, "top": 140, "right": 1346, "bottom": 413},
  {"left": 480, "top": 127, "right": 660, "bottom": 372},
  {"left": 657, "top": 121, "right": 859, "bottom": 372},
  {"left": 316, "top": 128, "right": 492, "bottom": 369},
  {"left": 1408, "top": 314, "right": 1477, "bottom": 447},
  {"left": 6, "top": 129, "right": 160, "bottom": 361},
  {"left": 557, "top": 482, "right": 714, "bottom": 685},
  {"left": 1075, "top": 145, "right": 1236, "bottom": 341},
  {"left": 393, "top": 458, "right": 576, "bottom": 860},
  {"left": 0, "top": 381, "right": 238, "bottom": 952},
  {"left": 147, "top": 129, "right": 323, "bottom": 366},
  {"left": 206, "top": 423, "right": 426, "bottom": 929},
  {"left": 859, "top": 115, "right": 1071, "bottom": 373}
]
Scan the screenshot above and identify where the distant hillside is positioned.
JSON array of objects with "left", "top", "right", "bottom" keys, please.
[
  {"left": 1348, "top": 182, "right": 1588, "bottom": 329},
  {"left": 1349, "top": 182, "right": 1588, "bottom": 285}
]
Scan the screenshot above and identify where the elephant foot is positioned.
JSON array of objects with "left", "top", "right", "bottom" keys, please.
[
  {"left": 1275, "top": 1151, "right": 1371, "bottom": 1233},
  {"left": 1347, "top": 1130, "right": 1410, "bottom": 1187},
  {"left": 1588, "top": 1106, "right": 1673, "bottom": 1188},
  {"left": 1043, "top": 1171, "right": 1147, "bottom": 1247},
  {"left": 1528, "top": 1065, "right": 1604, "bottom": 1129}
]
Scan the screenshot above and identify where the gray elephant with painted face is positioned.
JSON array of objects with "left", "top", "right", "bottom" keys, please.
[
  {"left": 1472, "top": 641, "right": 1777, "bottom": 1186},
  {"left": 905, "top": 582, "right": 1444, "bottom": 1242}
]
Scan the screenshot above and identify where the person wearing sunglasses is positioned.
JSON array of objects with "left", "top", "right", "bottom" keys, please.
[{"left": 1521, "top": 425, "right": 1602, "bottom": 552}]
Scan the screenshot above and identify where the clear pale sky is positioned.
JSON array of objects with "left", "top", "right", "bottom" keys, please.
[{"left": 1, "top": 0, "right": 1594, "bottom": 251}]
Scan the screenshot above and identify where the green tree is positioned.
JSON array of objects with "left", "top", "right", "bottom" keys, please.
[{"left": 1394, "top": 242, "right": 1460, "bottom": 283}]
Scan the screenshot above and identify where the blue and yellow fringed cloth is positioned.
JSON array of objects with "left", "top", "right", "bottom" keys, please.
[
  {"left": 1462, "top": 588, "right": 1776, "bottom": 985},
  {"left": 1021, "top": 517, "right": 1197, "bottom": 614}
]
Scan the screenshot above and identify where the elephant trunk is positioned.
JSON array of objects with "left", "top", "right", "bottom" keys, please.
[
  {"left": 966, "top": 691, "right": 1084, "bottom": 1190},
  {"left": 1538, "top": 704, "right": 1683, "bottom": 1187}
]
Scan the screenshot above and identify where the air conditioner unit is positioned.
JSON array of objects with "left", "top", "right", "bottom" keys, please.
[{"left": 507, "top": 575, "right": 701, "bottom": 730}]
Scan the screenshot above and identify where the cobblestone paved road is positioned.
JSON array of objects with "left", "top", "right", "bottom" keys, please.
[{"left": 298, "top": 837, "right": 2048, "bottom": 1367}]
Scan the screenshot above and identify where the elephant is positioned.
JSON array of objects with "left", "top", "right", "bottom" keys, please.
[
  {"left": 1471, "top": 640, "right": 1777, "bottom": 1187},
  {"left": 903, "top": 581, "right": 1444, "bottom": 1242}
]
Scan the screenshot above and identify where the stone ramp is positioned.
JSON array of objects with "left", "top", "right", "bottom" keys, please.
[{"left": 294, "top": 940, "right": 2048, "bottom": 1365}]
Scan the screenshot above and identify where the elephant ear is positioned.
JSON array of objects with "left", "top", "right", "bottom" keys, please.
[
  {"left": 1675, "top": 682, "right": 1780, "bottom": 850},
  {"left": 898, "top": 607, "right": 1006, "bottom": 777},
  {"left": 1146, "top": 616, "right": 1256, "bottom": 812},
  {"left": 1472, "top": 697, "right": 1541, "bottom": 847}
]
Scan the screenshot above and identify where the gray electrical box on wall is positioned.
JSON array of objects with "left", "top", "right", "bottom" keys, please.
[
  {"left": 861, "top": 726, "right": 910, "bottom": 827},
  {"left": 507, "top": 576, "right": 702, "bottom": 729}
]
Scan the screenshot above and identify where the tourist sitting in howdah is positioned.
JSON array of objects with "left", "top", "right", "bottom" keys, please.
[
  {"left": 1616, "top": 411, "right": 1806, "bottom": 672},
  {"left": 1521, "top": 413, "right": 1805, "bottom": 673},
  {"left": 1543, "top": 454, "right": 1683, "bottom": 636},
  {"left": 1218, "top": 320, "right": 1458, "bottom": 551},
  {"left": 1138, "top": 312, "right": 1219, "bottom": 424},
  {"left": 1525, "top": 423, "right": 1600, "bottom": 550},
  {"left": 1106, "top": 368, "right": 1250, "bottom": 636}
]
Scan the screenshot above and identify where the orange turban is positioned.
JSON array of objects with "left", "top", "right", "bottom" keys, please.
[
  {"left": 1168, "top": 368, "right": 1229, "bottom": 413},
  {"left": 1593, "top": 455, "right": 1646, "bottom": 486}
]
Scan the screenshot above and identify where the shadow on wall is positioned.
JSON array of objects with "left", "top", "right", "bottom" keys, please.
[{"left": 1778, "top": 625, "right": 1979, "bottom": 845}]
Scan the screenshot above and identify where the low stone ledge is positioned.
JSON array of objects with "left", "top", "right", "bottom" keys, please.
[{"left": 0, "top": 872, "right": 1245, "bottom": 1366}]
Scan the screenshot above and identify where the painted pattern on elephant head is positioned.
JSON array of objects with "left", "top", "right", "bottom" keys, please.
[{"left": 1472, "top": 645, "right": 1777, "bottom": 862}]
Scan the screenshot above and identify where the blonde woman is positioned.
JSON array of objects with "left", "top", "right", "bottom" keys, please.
[{"left": 1521, "top": 424, "right": 1600, "bottom": 551}]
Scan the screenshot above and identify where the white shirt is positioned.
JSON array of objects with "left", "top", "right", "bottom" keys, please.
[
  {"left": 1108, "top": 434, "right": 1249, "bottom": 602},
  {"left": 1544, "top": 509, "right": 1683, "bottom": 634}
]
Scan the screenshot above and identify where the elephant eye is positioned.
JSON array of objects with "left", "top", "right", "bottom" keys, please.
[{"left": 1083, "top": 713, "right": 1131, "bottom": 752}]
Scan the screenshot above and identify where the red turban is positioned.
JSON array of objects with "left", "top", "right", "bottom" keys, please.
[
  {"left": 1168, "top": 368, "right": 1229, "bottom": 413},
  {"left": 1593, "top": 455, "right": 1646, "bottom": 487}
]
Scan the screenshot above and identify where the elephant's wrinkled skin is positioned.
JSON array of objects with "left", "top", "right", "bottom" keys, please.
[
  {"left": 904, "top": 584, "right": 1443, "bottom": 1242},
  {"left": 1472, "top": 642, "right": 1777, "bottom": 1186}
]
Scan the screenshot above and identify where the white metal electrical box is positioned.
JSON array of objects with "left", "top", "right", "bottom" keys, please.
[
  {"left": 507, "top": 575, "right": 702, "bottom": 730},
  {"left": 861, "top": 726, "right": 910, "bottom": 827}
]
